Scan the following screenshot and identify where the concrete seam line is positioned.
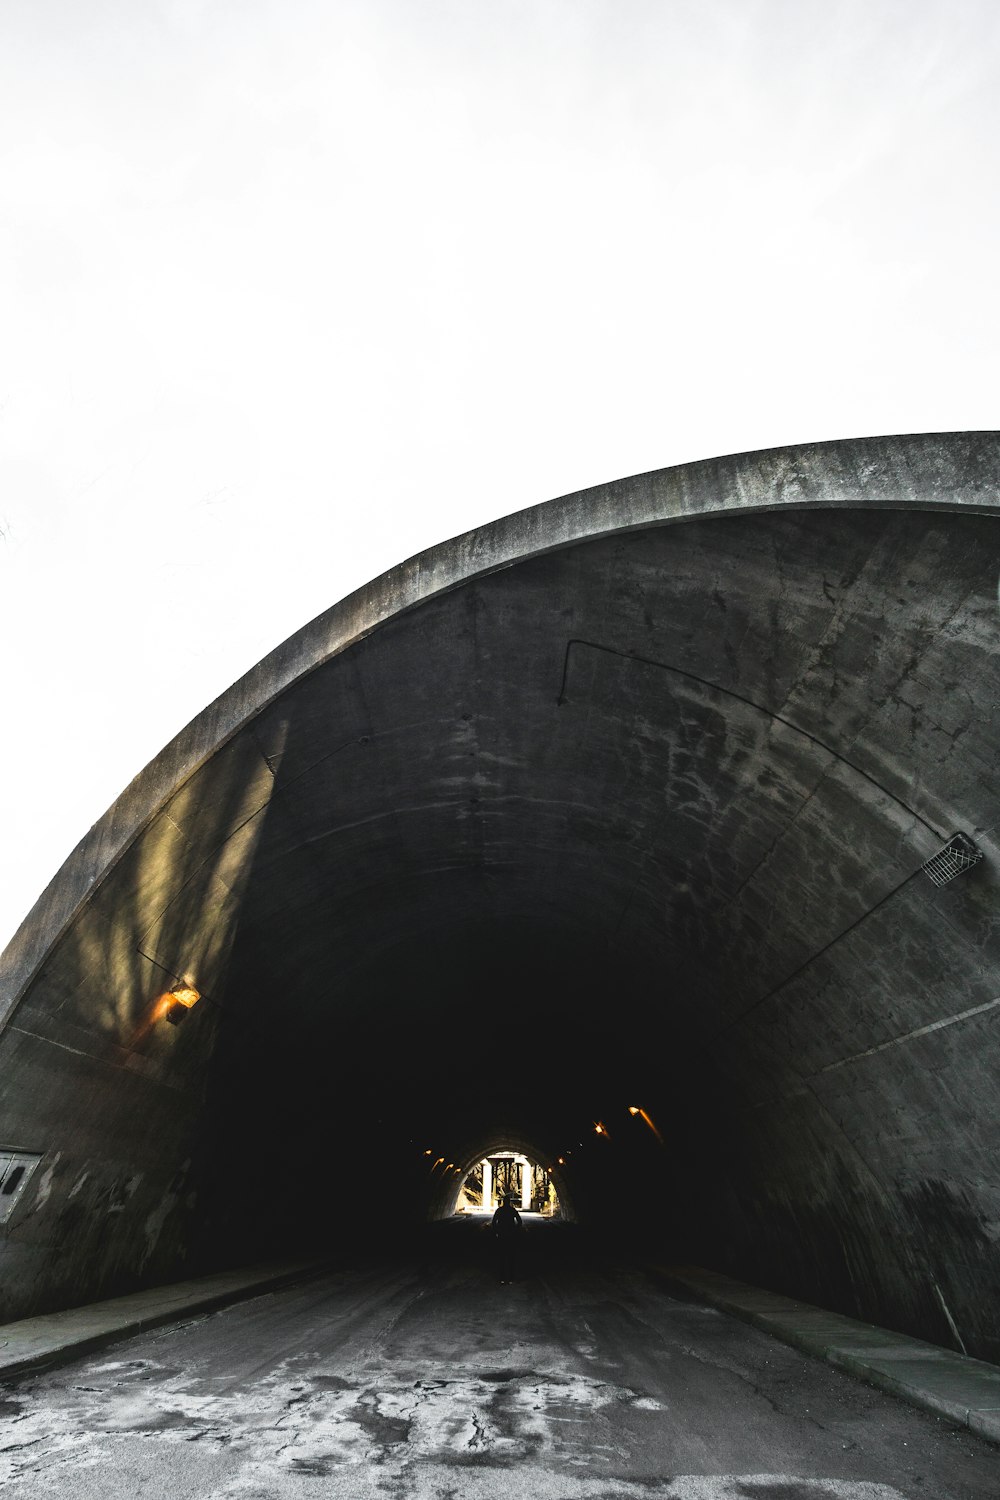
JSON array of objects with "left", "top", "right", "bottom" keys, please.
[
  {"left": 557, "top": 637, "right": 946, "bottom": 838},
  {"left": 817, "top": 996, "right": 1000, "bottom": 1074}
]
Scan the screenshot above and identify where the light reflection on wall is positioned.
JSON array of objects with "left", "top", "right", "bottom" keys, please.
[{"left": 0, "top": 720, "right": 290, "bottom": 1321}]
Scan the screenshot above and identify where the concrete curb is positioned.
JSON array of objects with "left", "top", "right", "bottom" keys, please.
[
  {"left": 0, "top": 1257, "right": 331, "bottom": 1381},
  {"left": 656, "top": 1264, "right": 1000, "bottom": 1444}
]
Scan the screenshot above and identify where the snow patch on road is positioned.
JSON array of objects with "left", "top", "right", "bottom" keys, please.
[{"left": 0, "top": 1343, "right": 912, "bottom": 1500}]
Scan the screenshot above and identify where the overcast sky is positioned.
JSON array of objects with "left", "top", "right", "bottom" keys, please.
[{"left": 2, "top": 0, "right": 999, "bottom": 953}]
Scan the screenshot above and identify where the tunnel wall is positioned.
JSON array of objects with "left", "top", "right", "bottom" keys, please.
[{"left": 1, "top": 433, "right": 999, "bottom": 1347}]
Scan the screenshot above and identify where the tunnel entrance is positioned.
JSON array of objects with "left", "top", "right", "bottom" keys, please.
[
  {"left": 456, "top": 1153, "right": 559, "bottom": 1217},
  {"left": 3, "top": 436, "right": 999, "bottom": 1360}
]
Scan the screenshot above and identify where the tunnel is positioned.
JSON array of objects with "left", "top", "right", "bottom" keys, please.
[{"left": 2, "top": 431, "right": 998, "bottom": 1365}]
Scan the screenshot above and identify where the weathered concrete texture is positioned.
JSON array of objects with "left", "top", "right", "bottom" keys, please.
[{"left": 1, "top": 435, "right": 999, "bottom": 1364}]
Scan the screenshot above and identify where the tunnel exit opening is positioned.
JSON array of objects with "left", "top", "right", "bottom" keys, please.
[{"left": 455, "top": 1152, "right": 560, "bottom": 1217}]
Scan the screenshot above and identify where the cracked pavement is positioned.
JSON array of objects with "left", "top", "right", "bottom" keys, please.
[{"left": 1, "top": 1220, "right": 997, "bottom": 1498}]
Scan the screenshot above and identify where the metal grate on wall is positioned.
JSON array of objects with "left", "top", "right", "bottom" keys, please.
[
  {"left": 0, "top": 1150, "right": 42, "bottom": 1225},
  {"left": 922, "top": 832, "right": 984, "bottom": 888}
]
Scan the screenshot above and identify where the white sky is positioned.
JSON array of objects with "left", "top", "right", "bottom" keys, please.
[{"left": 2, "top": 0, "right": 999, "bottom": 954}]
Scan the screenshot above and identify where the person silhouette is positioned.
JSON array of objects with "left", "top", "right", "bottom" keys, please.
[{"left": 491, "top": 1194, "right": 522, "bottom": 1283}]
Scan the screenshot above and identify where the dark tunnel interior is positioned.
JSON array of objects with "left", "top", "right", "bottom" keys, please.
[{"left": 2, "top": 440, "right": 999, "bottom": 1364}]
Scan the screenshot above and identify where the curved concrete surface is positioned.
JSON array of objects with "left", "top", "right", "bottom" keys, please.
[{"left": 2, "top": 433, "right": 999, "bottom": 1367}]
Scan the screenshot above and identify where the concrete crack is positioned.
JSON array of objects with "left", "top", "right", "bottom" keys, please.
[
  {"left": 678, "top": 1345, "right": 782, "bottom": 1415},
  {"left": 468, "top": 1409, "right": 489, "bottom": 1450}
]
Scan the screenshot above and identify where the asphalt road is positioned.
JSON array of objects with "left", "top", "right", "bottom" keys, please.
[{"left": 1, "top": 1217, "right": 997, "bottom": 1499}]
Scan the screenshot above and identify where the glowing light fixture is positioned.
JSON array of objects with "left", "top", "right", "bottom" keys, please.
[
  {"left": 628, "top": 1105, "right": 664, "bottom": 1145},
  {"left": 161, "top": 986, "right": 201, "bottom": 1026}
]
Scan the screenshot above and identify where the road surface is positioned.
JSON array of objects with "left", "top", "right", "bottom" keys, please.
[{"left": 1, "top": 1218, "right": 996, "bottom": 1498}]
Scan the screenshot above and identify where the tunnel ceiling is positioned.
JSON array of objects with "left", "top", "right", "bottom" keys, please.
[
  {"left": 3, "top": 432, "right": 1000, "bottom": 1350},
  {"left": 202, "top": 501, "right": 995, "bottom": 1125}
]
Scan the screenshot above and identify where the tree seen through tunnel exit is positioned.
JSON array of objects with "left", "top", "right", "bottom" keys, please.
[{"left": 457, "top": 1153, "right": 558, "bottom": 1215}]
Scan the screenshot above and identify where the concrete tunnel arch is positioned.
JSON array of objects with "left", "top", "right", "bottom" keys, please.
[
  {"left": 1, "top": 432, "right": 999, "bottom": 1359},
  {"left": 428, "top": 1132, "right": 577, "bottom": 1221}
]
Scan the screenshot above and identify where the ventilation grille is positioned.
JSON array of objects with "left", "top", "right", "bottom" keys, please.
[{"left": 922, "top": 832, "right": 983, "bottom": 888}]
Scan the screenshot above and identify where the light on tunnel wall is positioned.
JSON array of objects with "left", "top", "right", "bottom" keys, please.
[{"left": 160, "top": 986, "right": 201, "bottom": 1026}]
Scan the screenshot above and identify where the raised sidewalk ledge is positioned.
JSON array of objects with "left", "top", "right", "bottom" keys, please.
[
  {"left": 0, "top": 1257, "right": 329, "bottom": 1381},
  {"left": 657, "top": 1264, "right": 1000, "bottom": 1444}
]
